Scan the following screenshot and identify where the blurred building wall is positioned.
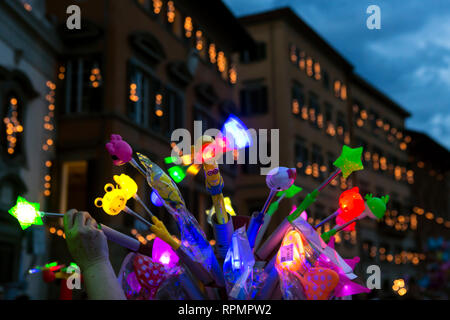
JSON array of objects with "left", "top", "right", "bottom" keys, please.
[{"left": 0, "top": 0, "right": 61, "bottom": 299}]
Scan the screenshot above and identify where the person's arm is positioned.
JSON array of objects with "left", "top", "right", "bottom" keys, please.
[{"left": 64, "top": 209, "right": 126, "bottom": 300}]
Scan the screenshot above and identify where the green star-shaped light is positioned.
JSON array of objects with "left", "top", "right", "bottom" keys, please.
[
  {"left": 8, "top": 196, "right": 43, "bottom": 230},
  {"left": 333, "top": 145, "right": 364, "bottom": 178}
]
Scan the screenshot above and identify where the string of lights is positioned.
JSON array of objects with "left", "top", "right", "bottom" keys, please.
[{"left": 42, "top": 81, "right": 56, "bottom": 197}]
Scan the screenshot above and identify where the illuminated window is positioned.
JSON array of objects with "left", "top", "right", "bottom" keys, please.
[
  {"left": 308, "top": 92, "right": 320, "bottom": 127},
  {"left": 312, "top": 144, "right": 324, "bottom": 179},
  {"left": 313, "top": 61, "right": 321, "bottom": 80},
  {"left": 306, "top": 57, "right": 314, "bottom": 77},
  {"left": 217, "top": 51, "right": 228, "bottom": 79},
  {"left": 336, "top": 111, "right": 347, "bottom": 139},
  {"left": 333, "top": 80, "right": 347, "bottom": 100},
  {"left": 127, "top": 63, "right": 183, "bottom": 137},
  {"left": 167, "top": 1, "right": 175, "bottom": 23},
  {"left": 228, "top": 64, "right": 237, "bottom": 85},
  {"left": 208, "top": 43, "right": 217, "bottom": 64},
  {"left": 184, "top": 17, "right": 193, "bottom": 38},
  {"left": 291, "top": 81, "right": 304, "bottom": 117},
  {"left": 195, "top": 30, "right": 203, "bottom": 51},
  {"left": 289, "top": 44, "right": 298, "bottom": 64},
  {"left": 60, "top": 57, "right": 103, "bottom": 114},
  {"left": 294, "top": 137, "right": 308, "bottom": 174}
]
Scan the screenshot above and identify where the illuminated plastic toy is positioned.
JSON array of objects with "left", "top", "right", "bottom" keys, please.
[
  {"left": 321, "top": 194, "right": 389, "bottom": 243},
  {"left": 8, "top": 196, "right": 43, "bottom": 230},
  {"left": 152, "top": 237, "right": 179, "bottom": 269},
  {"left": 334, "top": 187, "right": 366, "bottom": 231},
  {"left": 105, "top": 134, "right": 132, "bottom": 166},
  {"left": 275, "top": 228, "right": 339, "bottom": 300},
  {"left": 95, "top": 184, "right": 127, "bottom": 216}
]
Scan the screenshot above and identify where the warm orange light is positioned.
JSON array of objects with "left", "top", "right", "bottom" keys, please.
[{"left": 276, "top": 229, "right": 305, "bottom": 273}]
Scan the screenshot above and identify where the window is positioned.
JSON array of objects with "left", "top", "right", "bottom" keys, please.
[
  {"left": 193, "top": 104, "right": 217, "bottom": 133},
  {"left": 370, "top": 110, "right": 380, "bottom": 131},
  {"left": 240, "top": 81, "right": 268, "bottom": 116},
  {"left": 324, "top": 102, "right": 333, "bottom": 123},
  {"left": 333, "top": 80, "right": 347, "bottom": 100},
  {"left": 312, "top": 144, "right": 324, "bottom": 179},
  {"left": 291, "top": 81, "right": 304, "bottom": 117},
  {"left": 294, "top": 137, "right": 308, "bottom": 173},
  {"left": 60, "top": 57, "right": 103, "bottom": 114},
  {"left": 326, "top": 152, "right": 335, "bottom": 180},
  {"left": 289, "top": 44, "right": 298, "bottom": 65},
  {"left": 337, "top": 111, "right": 347, "bottom": 137},
  {"left": 306, "top": 56, "right": 314, "bottom": 77},
  {"left": 323, "top": 70, "right": 330, "bottom": 90},
  {"left": 240, "top": 42, "right": 267, "bottom": 64},
  {"left": 308, "top": 92, "right": 320, "bottom": 127},
  {"left": 127, "top": 63, "right": 184, "bottom": 137}
]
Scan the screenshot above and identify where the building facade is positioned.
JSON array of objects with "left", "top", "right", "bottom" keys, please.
[
  {"left": 0, "top": 0, "right": 61, "bottom": 299},
  {"left": 236, "top": 8, "right": 425, "bottom": 298}
]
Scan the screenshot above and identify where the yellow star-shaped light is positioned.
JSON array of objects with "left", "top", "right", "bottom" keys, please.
[{"left": 333, "top": 145, "right": 364, "bottom": 178}]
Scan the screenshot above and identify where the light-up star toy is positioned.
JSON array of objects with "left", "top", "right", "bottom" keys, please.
[
  {"left": 8, "top": 196, "right": 61, "bottom": 230},
  {"left": 288, "top": 145, "right": 364, "bottom": 223}
]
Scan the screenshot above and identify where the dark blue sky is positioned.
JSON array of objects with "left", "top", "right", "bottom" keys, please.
[{"left": 223, "top": 0, "right": 450, "bottom": 150}]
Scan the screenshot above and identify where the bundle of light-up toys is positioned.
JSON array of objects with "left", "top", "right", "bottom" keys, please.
[{"left": 9, "top": 115, "right": 389, "bottom": 300}]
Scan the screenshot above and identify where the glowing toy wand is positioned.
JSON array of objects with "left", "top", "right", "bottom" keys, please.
[
  {"left": 94, "top": 184, "right": 153, "bottom": 229},
  {"left": 321, "top": 194, "right": 389, "bottom": 243},
  {"left": 8, "top": 196, "right": 156, "bottom": 256}
]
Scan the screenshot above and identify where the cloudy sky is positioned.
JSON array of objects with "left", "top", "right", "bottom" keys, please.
[{"left": 223, "top": 0, "right": 450, "bottom": 150}]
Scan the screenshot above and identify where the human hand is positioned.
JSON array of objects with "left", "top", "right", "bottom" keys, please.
[{"left": 63, "top": 209, "right": 109, "bottom": 271}]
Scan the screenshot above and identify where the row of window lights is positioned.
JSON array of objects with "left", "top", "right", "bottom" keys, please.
[
  {"left": 362, "top": 150, "right": 414, "bottom": 184},
  {"left": 289, "top": 44, "right": 347, "bottom": 101},
  {"left": 362, "top": 243, "right": 425, "bottom": 265},
  {"left": 412, "top": 206, "right": 450, "bottom": 228},
  {"left": 295, "top": 162, "right": 352, "bottom": 190},
  {"left": 415, "top": 160, "right": 445, "bottom": 181},
  {"left": 353, "top": 105, "right": 410, "bottom": 151},
  {"left": 43, "top": 81, "right": 56, "bottom": 197},
  {"left": 58, "top": 65, "right": 103, "bottom": 89},
  {"left": 139, "top": 0, "right": 237, "bottom": 85},
  {"left": 292, "top": 102, "right": 351, "bottom": 143},
  {"left": 4, "top": 97, "right": 23, "bottom": 155},
  {"left": 383, "top": 209, "right": 417, "bottom": 232}
]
